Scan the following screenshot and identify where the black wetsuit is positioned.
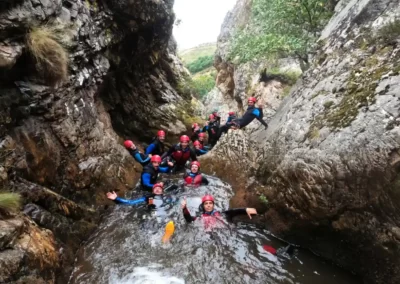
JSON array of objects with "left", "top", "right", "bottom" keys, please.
[
  {"left": 203, "top": 121, "right": 219, "bottom": 147},
  {"left": 162, "top": 144, "right": 197, "bottom": 172},
  {"left": 127, "top": 148, "right": 151, "bottom": 166},
  {"left": 145, "top": 138, "right": 165, "bottom": 156},
  {"left": 141, "top": 164, "right": 170, "bottom": 191}
]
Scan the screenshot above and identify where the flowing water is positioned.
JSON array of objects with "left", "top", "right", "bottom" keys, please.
[{"left": 69, "top": 175, "right": 361, "bottom": 284}]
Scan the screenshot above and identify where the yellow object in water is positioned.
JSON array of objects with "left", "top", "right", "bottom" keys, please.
[{"left": 162, "top": 221, "right": 175, "bottom": 243}]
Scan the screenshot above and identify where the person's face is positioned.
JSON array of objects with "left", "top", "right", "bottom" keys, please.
[
  {"left": 191, "top": 165, "right": 199, "bottom": 173},
  {"left": 181, "top": 141, "right": 189, "bottom": 148},
  {"left": 158, "top": 135, "right": 165, "bottom": 142},
  {"left": 199, "top": 136, "right": 204, "bottom": 141},
  {"left": 153, "top": 186, "right": 163, "bottom": 195},
  {"left": 194, "top": 144, "right": 200, "bottom": 150},
  {"left": 131, "top": 144, "right": 136, "bottom": 150},
  {"left": 248, "top": 101, "right": 255, "bottom": 106},
  {"left": 210, "top": 117, "right": 215, "bottom": 122},
  {"left": 152, "top": 161, "right": 160, "bottom": 169},
  {"left": 203, "top": 201, "right": 214, "bottom": 212}
]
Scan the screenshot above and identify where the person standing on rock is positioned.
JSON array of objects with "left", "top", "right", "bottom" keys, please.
[
  {"left": 162, "top": 135, "right": 197, "bottom": 173},
  {"left": 183, "top": 161, "right": 209, "bottom": 186},
  {"left": 193, "top": 140, "right": 208, "bottom": 156},
  {"left": 218, "top": 97, "right": 269, "bottom": 138},
  {"left": 146, "top": 130, "right": 166, "bottom": 156},
  {"left": 181, "top": 195, "right": 257, "bottom": 230},
  {"left": 141, "top": 155, "right": 173, "bottom": 191},
  {"left": 203, "top": 114, "right": 219, "bottom": 148},
  {"left": 124, "top": 140, "right": 151, "bottom": 166}
]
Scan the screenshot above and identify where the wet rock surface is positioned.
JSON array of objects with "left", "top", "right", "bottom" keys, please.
[
  {"left": 0, "top": 0, "right": 190, "bottom": 282},
  {"left": 204, "top": 0, "right": 400, "bottom": 283}
]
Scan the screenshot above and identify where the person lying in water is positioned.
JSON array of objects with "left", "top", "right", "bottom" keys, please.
[
  {"left": 181, "top": 195, "right": 257, "bottom": 229},
  {"left": 183, "top": 161, "right": 209, "bottom": 187},
  {"left": 124, "top": 140, "right": 151, "bottom": 166}
]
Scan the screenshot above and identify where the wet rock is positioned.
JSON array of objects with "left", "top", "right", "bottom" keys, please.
[
  {"left": 0, "top": 249, "right": 24, "bottom": 283},
  {"left": 0, "top": 218, "right": 24, "bottom": 249},
  {"left": 0, "top": 44, "right": 23, "bottom": 68}
]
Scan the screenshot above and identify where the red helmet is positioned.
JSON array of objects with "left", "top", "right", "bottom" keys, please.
[
  {"left": 180, "top": 135, "right": 190, "bottom": 143},
  {"left": 192, "top": 123, "right": 199, "bottom": 128},
  {"left": 193, "top": 140, "right": 201, "bottom": 146},
  {"left": 157, "top": 130, "right": 165, "bottom": 137},
  {"left": 191, "top": 161, "right": 200, "bottom": 168},
  {"left": 208, "top": 114, "right": 215, "bottom": 120},
  {"left": 198, "top": 133, "right": 206, "bottom": 138},
  {"left": 152, "top": 183, "right": 164, "bottom": 190},
  {"left": 248, "top": 97, "right": 257, "bottom": 103},
  {"left": 123, "top": 140, "right": 134, "bottom": 149},
  {"left": 202, "top": 195, "right": 214, "bottom": 203},
  {"left": 228, "top": 111, "right": 235, "bottom": 116},
  {"left": 151, "top": 155, "right": 162, "bottom": 163}
]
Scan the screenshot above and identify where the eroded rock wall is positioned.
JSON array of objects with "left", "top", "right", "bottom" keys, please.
[{"left": 0, "top": 0, "right": 190, "bottom": 282}]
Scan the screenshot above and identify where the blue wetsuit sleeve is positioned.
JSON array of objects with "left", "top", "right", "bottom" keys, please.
[
  {"left": 252, "top": 108, "right": 261, "bottom": 118},
  {"left": 145, "top": 144, "right": 156, "bottom": 155},
  {"left": 199, "top": 149, "right": 208, "bottom": 154},
  {"left": 142, "top": 173, "right": 154, "bottom": 188},
  {"left": 134, "top": 153, "right": 149, "bottom": 164},
  {"left": 158, "top": 166, "right": 170, "bottom": 173},
  {"left": 115, "top": 196, "right": 146, "bottom": 206},
  {"left": 203, "top": 126, "right": 208, "bottom": 131}
]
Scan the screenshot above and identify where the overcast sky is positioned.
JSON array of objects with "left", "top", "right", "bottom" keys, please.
[{"left": 173, "top": 0, "right": 237, "bottom": 50}]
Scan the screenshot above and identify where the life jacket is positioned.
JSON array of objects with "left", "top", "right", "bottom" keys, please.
[
  {"left": 146, "top": 138, "right": 165, "bottom": 155},
  {"left": 184, "top": 172, "right": 203, "bottom": 186},
  {"left": 207, "top": 121, "right": 218, "bottom": 137},
  {"left": 171, "top": 144, "right": 192, "bottom": 165},
  {"left": 201, "top": 210, "right": 222, "bottom": 230},
  {"left": 140, "top": 164, "right": 159, "bottom": 191},
  {"left": 199, "top": 140, "right": 204, "bottom": 149}
]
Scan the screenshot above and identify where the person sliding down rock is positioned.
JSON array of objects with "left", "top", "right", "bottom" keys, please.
[
  {"left": 141, "top": 155, "right": 173, "bottom": 191},
  {"left": 162, "top": 135, "right": 197, "bottom": 173},
  {"left": 218, "top": 97, "right": 269, "bottom": 138},
  {"left": 183, "top": 161, "right": 209, "bottom": 187},
  {"left": 203, "top": 114, "right": 219, "bottom": 148},
  {"left": 181, "top": 195, "right": 257, "bottom": 230},
  {"left": 124, "top": 140, "right": 151, "bottom": 166},
  {"left": 145, "top": 130, "right": 166, "bottom": 156},
  {"left": 193, "top": 140, "right": 208, "bottom": 156}
]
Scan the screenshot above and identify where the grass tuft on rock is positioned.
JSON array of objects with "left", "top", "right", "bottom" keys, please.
[
  {"left": 0, "top": 192, "right": 21, "bottom": 215},
  {"left": 26, "top": 26, "right": 69, "bottom": 86}
]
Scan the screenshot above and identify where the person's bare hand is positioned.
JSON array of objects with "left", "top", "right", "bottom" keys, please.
[
  {"left": 159, "top": 182, "right": 164, "bottom": 187},
  {"left": 181, "top": 197, "right": 187, "bottom": 209},
  {"left": 148, "top": 154, "right": 152, "bottom": 158},
  {"left": 106, "top": 191, "right": 118, "bottom": 200},
  {"left": 246, "top": 208, "right": 258, "bottom": 219},
  {"left": 167, "top": 161, "right": 174, "bottom": 167}
]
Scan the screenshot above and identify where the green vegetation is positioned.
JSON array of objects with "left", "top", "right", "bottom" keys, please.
[
  {"left": 267, "top": 67, "right": 302, "bottom": 85},
  {"left": 186, "top": 55, "right": 214, "bottom": 74},
  {"left": 26, "top": 26, "right": 69, "bottom": 86},
  {"left": 0, "top": 192, "right": 21, "bottom": 216},
  {"left": 377, "top": 19, "right": 400, "bottom": 44},
  {"left": 259, "top": 194, "right": 269, "bottom": 205},
  {"left": 192, "top": 72, "right": 216, "bottom": 98},
  {"left": 179, "top": 43, "right": 216, "bottom": 65},
  {"left": 228, "top": 0, "right": 334, "bottom": 69}
]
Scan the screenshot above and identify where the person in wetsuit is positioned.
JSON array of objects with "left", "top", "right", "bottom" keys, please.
[
  {"left": 145, "top": 130, "right": 166, "bottom": 156},
  {"left": 181, "top": 194, "right": 257, "bottom": 229},
  {"left": 226, "top": 111, "right": 236, "bottom": 125},
  {"left": 183, "top": 161, "right": 209, "bottom": 186},
  {"left": 203, "top": 114, "right": 219, "bottom": 148},
  {"left": 212, "top": 110, "right": 221, "bottom": 127},
  {"left": 124, "top": 140, "right": 151, "bottom": 166},
  {"left": 193, "top": 140, "right": 208, "bottom": 156},
  {"left": 197, "top": 133, "right": 210, "bottom": 150},
  {"left": 191, "top": 123, "right": 204, "bottom": 143},
  {"left": 141, "top": 155, "right": 173, "bottom": 191},
  {"left": 218, "top": 97, "right": 269, "bottom": 137},
  {"left": 162, "top": 135, "right": 197, "bottom": 173}
]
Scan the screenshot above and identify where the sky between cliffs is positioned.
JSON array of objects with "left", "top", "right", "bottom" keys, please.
[{"left": 173, "top": 0, "right": 237, "bottom": 50}]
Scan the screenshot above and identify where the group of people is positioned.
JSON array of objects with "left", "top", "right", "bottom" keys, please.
[{"left": 106, "top": 96, "right": 271, "bottom": 232}]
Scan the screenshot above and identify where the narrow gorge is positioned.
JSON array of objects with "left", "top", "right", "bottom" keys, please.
[{"left": 0, "top": 0, "right": 399, "bottom": 283}]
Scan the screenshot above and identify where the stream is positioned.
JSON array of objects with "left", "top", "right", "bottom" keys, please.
[{"left": 68, "top": 175, "right": 361, "bottom": 284}]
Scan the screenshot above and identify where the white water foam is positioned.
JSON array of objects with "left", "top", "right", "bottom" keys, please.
[{"left": 109, "top": 266, "right": 185, "bottom": 284}]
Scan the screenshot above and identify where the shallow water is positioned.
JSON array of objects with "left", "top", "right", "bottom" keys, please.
[{"left": 69, "top": 175, "right": 361, "bottom": 284}]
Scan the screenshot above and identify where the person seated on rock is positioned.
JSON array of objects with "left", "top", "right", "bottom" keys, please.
[
  {"left": 183, "top": 161, "right": 209, "bottom": 187},
  {"left": 145, "top": 130, "right": 166, "bottom": 156},
  {"left": 106, "top": 183, "right": 178, "bottom": 211},
  {"left": 226, "top": 111, "right": 236, "bottom": 125},
  {"left": 211, "top": 110, "right": 221, "bottom": 127},
  {"left": 191, "top": 123, "right": 204, "bottom": 142},
  {"left": 124, "top": 140, "right": 151, "bottom": 166},
  {"left": 162, "top": 135, "right": 197, "bottom": 173},
  {"left": 218, "top": 97, "right": 269, "bottom": 138},
  {"left": 141, "top": 155, "right": 173, "bottom": 191},
  {"left": 181, "top": 194, "right": 257, "bottom": 229},
  {"left": 203, "top": 114, "right": 219, "bottom": 148},
  {"left": 197, "top": 132, "right": 210, "bottom": 150},
  {"left": 193, "top": 140, "right": 208, "bottom": 156}
]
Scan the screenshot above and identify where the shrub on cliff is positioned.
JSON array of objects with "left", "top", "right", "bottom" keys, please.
[
  {"left": 187, "top": 55, "right": 214, "bottom": 74},
  {"left": 192, "top": 73, "right": 215, "bottom": 98},
  {"left": 0, "top": 192, "right": 21, "bottom": 216},
  {"left": 26, "top": 26, "right": 69, "bottom": 86},
  {"left": 228, "top": 0, "right": 334, "bottom": 70}
]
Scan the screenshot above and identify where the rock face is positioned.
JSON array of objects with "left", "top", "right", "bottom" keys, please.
[
  {"left": 0, "top": 0, "right": 191, "bottom": 282},
  {"left": 204, "top": 0, "right": 400, "bottom": 283}
]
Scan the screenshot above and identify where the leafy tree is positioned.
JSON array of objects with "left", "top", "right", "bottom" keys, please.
[
  {"left": 228, "top": 0, "right": 334, "bottom": 70},
  {"left": 186, "top": 55, "right": 214, "bottom": 74},
  {"left": 192, "top": 73, "right": 215, "bottom": 98}
]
